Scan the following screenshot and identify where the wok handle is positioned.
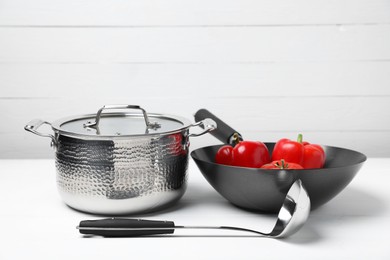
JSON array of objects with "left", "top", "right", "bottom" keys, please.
[
  {"left": 194, "top": 109, "right": 243, "bottom": 145},
  {"left": 77, "top": 218, "right": 175, "bottom": 237}
]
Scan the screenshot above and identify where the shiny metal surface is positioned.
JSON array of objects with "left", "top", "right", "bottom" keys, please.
[
  {"left": 55, "top": 132, "right": 189, "bottom": 214},
  {"left": 270, "top": 179, "right": 310, "bottom": 237},
  {"left": 24, "top": 105, "right": 217, "bottom": 214}
]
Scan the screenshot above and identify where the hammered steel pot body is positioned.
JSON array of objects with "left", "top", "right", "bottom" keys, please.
[
  {"left": 24, "top": 105, "right": 216, "bottom": 215},
  {"left": 55, "top": 132, "right": 189, "bottom": 215}
]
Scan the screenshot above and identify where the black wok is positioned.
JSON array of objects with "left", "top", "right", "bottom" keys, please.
[{"left": 191, "top": 109, "right": 366, "bottom": 212}]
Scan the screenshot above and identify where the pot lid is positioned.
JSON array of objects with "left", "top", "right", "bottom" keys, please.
[{"left": 51, "top": 105, "right": 192, "bottom": 138}]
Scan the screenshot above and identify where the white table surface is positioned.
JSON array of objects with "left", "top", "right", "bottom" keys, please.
[{"left": 0, "top": 158, "right": 389, "bottom": 260}]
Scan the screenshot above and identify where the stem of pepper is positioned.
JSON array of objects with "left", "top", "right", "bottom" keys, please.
[
  {"left": 274, "top": 159, "right": 289, "bottom": 169},
  {"left": 297, "top": 134, "right": 303, "bottom": 143},
  {"left": 232, "top": 133, "right": 241, "bottom": 146}
]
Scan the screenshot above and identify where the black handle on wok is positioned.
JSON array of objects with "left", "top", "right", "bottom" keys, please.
[
  {"left": 194, "top": 109, "right": 243, "bottom": 145},
  {"left": 78, "top": 218, "right": 175, "bottom": 237}
]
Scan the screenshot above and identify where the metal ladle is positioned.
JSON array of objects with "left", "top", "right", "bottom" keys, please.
[{"left": 77, "top": 179, "right": 310, "bottom": 238}]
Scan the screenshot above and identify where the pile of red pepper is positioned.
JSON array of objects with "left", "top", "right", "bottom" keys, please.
[{"left": 215, "top": 134, "right": 325, "bottom": 169}]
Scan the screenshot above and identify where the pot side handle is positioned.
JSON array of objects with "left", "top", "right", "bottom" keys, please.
[
  {"left": 194, "top": 109, "right": 243, "bottom": 145},
  {"left": 24, "top": 119, "right": 57, "bottom": 147},
  {"left": 188, "top": 118, "right": 217, "bottom": 137}
]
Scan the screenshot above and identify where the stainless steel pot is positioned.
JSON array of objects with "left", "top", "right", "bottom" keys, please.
[{"left": 25, "top": 105, "right": 216, "bottom": 215}]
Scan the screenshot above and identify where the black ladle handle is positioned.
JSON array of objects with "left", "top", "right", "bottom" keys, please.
[
  {"left": 194, "top": 109, "right": 243, "bottom": 145},
  {"left": 78, "top": 218, "right": 175, "bottom": 237},
  {"left": 77, "top": 218, "right": 269, "bottom": 237}
]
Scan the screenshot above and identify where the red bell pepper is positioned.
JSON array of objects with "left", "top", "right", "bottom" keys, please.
[
  {"left": 272, "top": 134, "right": 325, "bottom": 169},
  {"left": 215, "top": 145, "right": 234, "bottom": 166},
  {"left": 215, "top": 134, "right": 270, "bottom": 168},
  {"left": 231, "top": 140, "right": 271, "bottom": 168}
]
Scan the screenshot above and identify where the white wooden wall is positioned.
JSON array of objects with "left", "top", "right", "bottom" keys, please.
[{"left": 1, "top": 0, "right": 390, "bottom": 158}]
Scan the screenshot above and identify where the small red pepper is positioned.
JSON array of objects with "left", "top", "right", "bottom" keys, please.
[
  {"left": 272, "top": 134, "right": 325, "bottom": 169},
  {"left": 261, "top": 159, "right": 303, "bottom": 170},
  {"left": 215, "top": 145, "right": 234, "bottom": 166},
  {"left": 215, "top": 134, "right": 270, "bottom": 168}
]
